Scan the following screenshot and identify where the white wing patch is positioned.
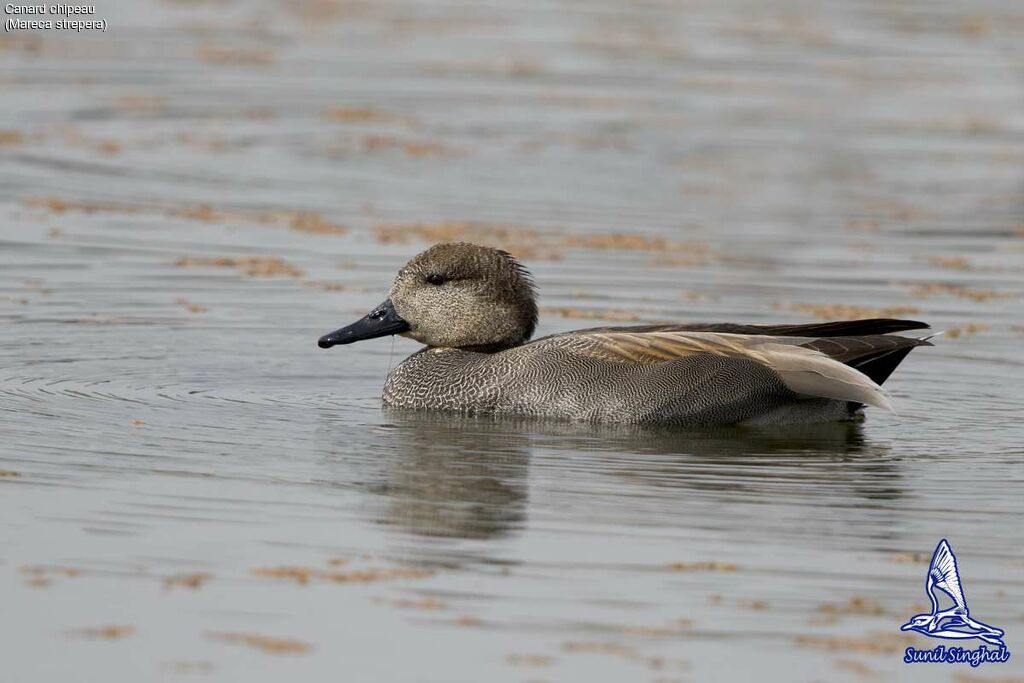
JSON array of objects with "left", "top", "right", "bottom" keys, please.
[
  {"left": 585, "top": 331, "right": 893, "bottom": 410},
  {"left": 746, "top": 342, "right": 893, "bottom": 411}
]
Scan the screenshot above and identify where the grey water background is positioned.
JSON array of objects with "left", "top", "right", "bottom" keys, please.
[{"left": 2, "top": 0, "right": 1024, "bottom": 680}]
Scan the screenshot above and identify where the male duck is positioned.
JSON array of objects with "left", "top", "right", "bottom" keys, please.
[{"left": 318, "top": 243, "right": 930, "bottom": 425}]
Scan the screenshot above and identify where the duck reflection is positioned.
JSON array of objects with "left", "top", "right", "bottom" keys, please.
[
  {"left": 579, "top": 420, "right": 905, "bottom": 504},
  {"left": 319, "top": 405, "right": 913, "bottom": 548},
  {"left": 319, "top": 410, "right": 903, "bottom": 543},
  {"left": 350, "top": 412, "right": 531, "bottom": 540}
]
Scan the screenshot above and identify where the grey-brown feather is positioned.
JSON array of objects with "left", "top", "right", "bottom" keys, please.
[
  {"left": 340, "top": 243, "right": 931, "bottom": 426},
  {"left": 382, "top": 333, "right": 872, "bottom": 425},
  {"left": 383, "top": 342, "right": 805, "bottom": 424}
]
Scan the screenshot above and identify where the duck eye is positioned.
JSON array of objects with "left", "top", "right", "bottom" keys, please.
[{"left": 425, "top": 274, "right": 446, "bottom": 286}]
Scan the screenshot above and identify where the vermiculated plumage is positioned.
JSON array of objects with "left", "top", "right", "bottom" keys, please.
[{"left": 319, "top": 243, "right": 931, "bottom": 425}]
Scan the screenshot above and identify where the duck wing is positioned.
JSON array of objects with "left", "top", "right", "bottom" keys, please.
[
  {"left": 552, "top": 330, "right": 893, "bottom": 410},
  {"left": 545, "top": 318, "right": 929, "bottom": 338},
  {"left": 929, "top": 540, "right": 968, "bottom": 612},
  {"left": 538, "top": 319, "right": 931, "bottom": 388},
  {"left": 799, "top": 335, "right": 932, "bottom": 386}
]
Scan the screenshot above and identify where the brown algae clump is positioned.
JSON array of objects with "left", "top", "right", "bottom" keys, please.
[
  {"left": 207, "top": 632, "right": 311, "bottom": 654},
  {"left": 174, "top": 256, "right": 305, "bottom": 278},
  {"left": 779, "top": 303, "right": 921, "bottom": 320},
  {"left": 251, "top": 564, "right": 433, "bottom": 585},
  {"left": 69, "top": 625, "right": 135, "bottom": 640},
  {"left": 164, "top": 572, "right": 213, "bottom": 590}
]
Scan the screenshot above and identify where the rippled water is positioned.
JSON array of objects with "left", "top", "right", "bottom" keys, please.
[{"left": 2, "top": 0, "right": 1023, "bottom": 680}]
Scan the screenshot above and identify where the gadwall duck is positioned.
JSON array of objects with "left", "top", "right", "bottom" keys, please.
[{"left": 318, "top": 243, "right": 931, "bottom": 425}]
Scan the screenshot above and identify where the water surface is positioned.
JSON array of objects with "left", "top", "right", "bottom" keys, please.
[{"left": 2, "top": 0, "right": 1023, "bottom": 680}]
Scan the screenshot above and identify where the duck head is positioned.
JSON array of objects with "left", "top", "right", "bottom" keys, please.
[{"left": 318, "top": 242, "right": 538, "bottom": 352}]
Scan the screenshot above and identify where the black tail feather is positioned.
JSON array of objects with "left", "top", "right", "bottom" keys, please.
[
  {"left": 560, "top": 318, "right": 931, "bottom": 340},
  {"left": 842, "top": 342, "right": 928, "bottom": 414},
  {"left": 846, "top": 345, "right": 920, "bottom": 386},
  {"left": 752, "top": 318, "right": 930, "bottom": 338}
]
